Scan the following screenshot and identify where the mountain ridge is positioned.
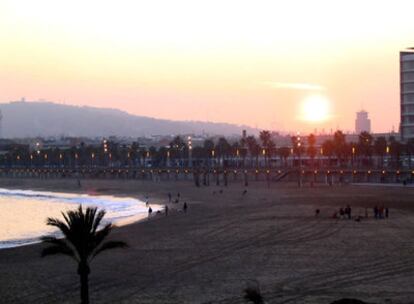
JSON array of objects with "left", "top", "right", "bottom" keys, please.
[{"left": 0, "top": 101, "right": 257, "bottom": 138}]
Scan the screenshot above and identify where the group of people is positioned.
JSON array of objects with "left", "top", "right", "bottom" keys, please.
[
  {"left": 327, "top": 204, "right": 390, "bottom": 220},
  {"left": 331, "top": 205, "right": 352, "bottom": 219},
  {"left": 147, "top": 192, "right": 188, "bottom": 218},
  {"left": 373, "top": 206, "right": 389, "bottom": 219},
  {"left": 168, "top": 192, "right": 182, "bottom": 204}
]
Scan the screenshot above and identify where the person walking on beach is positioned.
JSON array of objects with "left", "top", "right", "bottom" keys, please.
[
  {"left": 385, "top": 207, "right": 389, "bottom": 218},
  {"left": 165, "top": 205, "right": 169, "bottom": 216},
  {"left": 347, "top": 205, "right": 352, "bottom": 219},
  {"left": 148, "top": 207, "right": 153, "bottom": 218},
  {"left": 183, "top": 202, "right": 188, "bottom": 214}
]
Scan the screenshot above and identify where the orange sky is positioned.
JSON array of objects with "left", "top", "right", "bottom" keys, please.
[{"left": 0, "top": 0, "right": 413, "bottom": 133}]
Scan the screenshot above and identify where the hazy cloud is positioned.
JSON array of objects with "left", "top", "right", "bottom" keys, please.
[{"left": 264, "top": 82, "right": 325, "bottom": 91}]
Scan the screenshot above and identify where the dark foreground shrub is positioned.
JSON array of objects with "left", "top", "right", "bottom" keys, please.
[{"left": 243, "top": 286, "right": 264, "bottom": 304}]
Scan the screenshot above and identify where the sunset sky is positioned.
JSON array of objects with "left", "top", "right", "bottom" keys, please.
[{"left": 0, "top": 0, "right": 413, "bottom": 133}]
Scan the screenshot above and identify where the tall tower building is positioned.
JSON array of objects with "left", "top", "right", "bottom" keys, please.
[
  {"left": 355, "top": 110, "right": 371, "bottom": 134},
  {"left": 401, "top": 49, "right": 414, "bottom": 140}
]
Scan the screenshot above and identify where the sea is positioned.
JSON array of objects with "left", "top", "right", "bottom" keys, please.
[{"left": 0, "top": 188, "right": 160, "bottom": 249}]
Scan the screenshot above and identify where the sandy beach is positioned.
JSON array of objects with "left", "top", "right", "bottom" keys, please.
[{"left": 0, "top": 178, "right": 414, "bottom": 303}]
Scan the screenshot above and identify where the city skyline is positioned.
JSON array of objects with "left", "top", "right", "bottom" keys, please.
[{"left": 1, "top": 1, "right": 414, "bottom": 133}]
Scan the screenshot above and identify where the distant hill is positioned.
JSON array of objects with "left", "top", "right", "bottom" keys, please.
[{"left": 0, "top": 101, "right": 257, "bottom": 138}]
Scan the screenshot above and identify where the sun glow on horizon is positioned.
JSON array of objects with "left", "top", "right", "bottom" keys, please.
[{"left": 300, "top": 95, "right": 331, "bottom": 123}]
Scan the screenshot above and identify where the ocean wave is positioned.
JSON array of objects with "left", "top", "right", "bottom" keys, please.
[{"left": 0, "top": 188, "right": 161, "bottom": 249}]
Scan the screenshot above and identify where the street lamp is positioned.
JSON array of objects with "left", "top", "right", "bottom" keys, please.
[
  {"left": 44, "top": 153, "right": 48, "bottom": 168},
  {"left": 91, "top": 153, "right": 95, "bottom": 167},
  {"left": 187, "top": 136, "right": 192, "bottom": 168},
  {"left": 352, "top": 146, "right": 355, "bottom": 168},
  {"left": 296, "top": 132, "right": 302, "bottom": 187}
]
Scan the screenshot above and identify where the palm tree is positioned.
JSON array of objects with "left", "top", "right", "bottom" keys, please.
[
  {"left": 322, "top": 140, "right": 334, "bottom": 166},
  {"left": 246, "top": 136, "right": 260, "bottom": 167},
  {"left": 216, "top": 137, "right": 231, "bottom": 167},
  {"left": 278, "top": 147, "right": 290, "bottom": 168},
  {"left": 373, "top": 136, "right": 387, "bottom": 168},
  {"left": 259, "top": 130, "right": 271, "bottom": 167},
  {"left": 307, "top": 134, "right": 317, "bottom": 169},
  {"left": 41, "top": 205, "right": 128, "bottom": 304},
  {"left": 358, "top": 131, "right": 373, "bottom": 167},
  {"left": 333, "top": 130, "right": 346, "bottom": 167}
]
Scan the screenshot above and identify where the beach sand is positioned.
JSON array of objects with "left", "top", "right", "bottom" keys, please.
[{"left": 0, "top": 178, "right": 414, "bottom": 303}]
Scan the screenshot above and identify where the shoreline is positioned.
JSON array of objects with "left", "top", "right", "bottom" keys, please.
[{"left": 0, "top": 182, "right": 169, "bottom": 250}]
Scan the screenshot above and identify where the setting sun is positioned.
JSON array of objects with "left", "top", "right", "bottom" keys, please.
[{"left": 300, "top": 95, "right": 331, "bottom": 123}]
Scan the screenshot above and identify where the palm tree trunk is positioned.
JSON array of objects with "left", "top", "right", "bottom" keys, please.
[{"left": 78, "top": 263, "right": 90, "bottom": 304}]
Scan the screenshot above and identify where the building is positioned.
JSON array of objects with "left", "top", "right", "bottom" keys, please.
[
  {"left": 400, "top": 49, "right": 414, "bottom": 140},
  {"left": 355, "top": 110, "right": 371, "bottom": 134}
]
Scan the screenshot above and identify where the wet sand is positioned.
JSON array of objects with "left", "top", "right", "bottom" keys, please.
[{"left": 0, "top": 178, "right": 414, "bottom": 304}]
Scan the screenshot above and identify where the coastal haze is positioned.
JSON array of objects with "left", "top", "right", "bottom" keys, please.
[{"left": 0, "top": 100, "right": 257, "bottom": 137}]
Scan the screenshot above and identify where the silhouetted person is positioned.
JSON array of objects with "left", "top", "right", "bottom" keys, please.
[
  {"left": 148, "top": 207, "right": 152, "bottom": 218},
  {"left": 339, "top": 208, "right": 345, "bottom": 219},
  {"left": 242, "top": 189, "right": 247, "bottom": 196},
  {"left": 346, "top": 205, "right": 352, "bottom": 219},
  {"left": 165, "top": 205, "right": 168, "bottom": 216},
  {"left": 365, "top": 208, "right": 368, "bottom": 218},
  {"left": 168, "top": 192, "right": 171, "bottom": 203},
  {"left": 183, "top": 202, "right": 188, "bottom": 213},
  {"left": 374, "top": 206, "right": 378, "bottom": 219},
  {"left": 379, "top": 206, "right": 384, "bottom": 219},
  {"left": 385, "top": 207, "right": 389, "bottom": 218},
  {"left": 315, "top": 209, "right": 320, "bottom": 217}
]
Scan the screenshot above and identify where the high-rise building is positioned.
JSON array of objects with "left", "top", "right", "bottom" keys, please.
[
  {"left": 355, "top": 110, "right": 371, "bottom": 134},
  {"left": 400, "top": 49, "right": 414, "bottom": 140}
]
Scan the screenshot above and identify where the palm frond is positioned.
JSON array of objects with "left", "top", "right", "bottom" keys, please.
[
  {"left": 92, "top": 210, "right": 106, "bottom": 233},
  {"left": 40, "top": 237, "right": 78, "bottom": 261},
  {"left": 93, "top": 223, "right": 112, "bottom": 246},
  {"left": 45, "top": 218, "right": 73, "bottom": 241},
  {"left": 91, "top": 240, "right": 128, "bottom": 259}
]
